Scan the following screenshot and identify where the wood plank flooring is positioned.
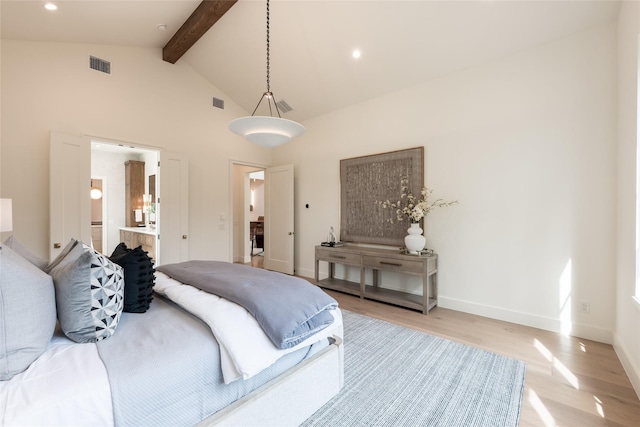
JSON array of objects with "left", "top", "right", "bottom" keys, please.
[
  {"left": 243, "top": 257, "right": 640, "bottom": 425},
  {"left": 325, "top": 290, "right": 640, "bottom": 427}
]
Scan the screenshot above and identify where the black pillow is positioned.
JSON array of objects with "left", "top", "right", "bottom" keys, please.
[{"left": 110, "top": 243, "right": 155, "bottom": 313}]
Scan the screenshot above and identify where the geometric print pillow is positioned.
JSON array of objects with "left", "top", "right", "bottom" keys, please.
[
  {"left": 49, "top": 241, "right": 124, "bottom": 343},
  {"left": 89, "top": 247, "right": 125, "bottom": 339}
]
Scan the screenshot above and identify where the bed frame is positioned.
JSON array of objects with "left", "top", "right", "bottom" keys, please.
[{"left": 199, "top": 336, "right": 344, "bottom": 426}]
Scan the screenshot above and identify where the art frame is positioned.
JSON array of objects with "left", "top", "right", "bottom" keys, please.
[{"left": 340, "top": 147, "right": 424, "bottom": 246}]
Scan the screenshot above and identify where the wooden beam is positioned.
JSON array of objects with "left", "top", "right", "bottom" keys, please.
[{"left": 163, "top": 0, "right": 238, "bottom": 64}]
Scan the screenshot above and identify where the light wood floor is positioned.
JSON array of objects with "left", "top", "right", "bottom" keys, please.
[
  {"left": 243, "top": 257, "right": 640, "bottom": 425},
  {"left": 326, "top": 290, "right": 640, "bottom": 427}
]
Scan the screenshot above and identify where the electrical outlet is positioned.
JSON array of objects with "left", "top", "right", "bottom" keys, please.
[{"left": 579, "top": 301, "right": 590, "bottom": 314}]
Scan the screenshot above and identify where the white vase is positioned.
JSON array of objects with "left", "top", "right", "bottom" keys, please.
[{"left": 405, "top": 223, "right": 426, "bottom": 254}]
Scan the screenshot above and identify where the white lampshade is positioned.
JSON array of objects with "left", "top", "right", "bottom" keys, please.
[
  {"left": 228, "top": 116, "right": 305, "bottom": 148},
  {"left": 1, "top": 198, "right": 13, "bottom": 232}
]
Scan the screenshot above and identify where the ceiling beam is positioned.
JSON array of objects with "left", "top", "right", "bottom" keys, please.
[{"left": 163, "top": 0, "right": 238, "bottom": 64}]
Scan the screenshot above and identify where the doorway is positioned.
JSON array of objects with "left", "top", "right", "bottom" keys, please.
[
  {"left": 90, "top": 177, "right": 105, "bottom": 253},
  {"left": 230, "top": 162, "right": 295, "bottom": 275},
  {"left": 249, "top": 170, "right": 265, "bottom": 258},
  {"left": 50, "top": 131, "right": 188, "bottom": 265},
  {"left": 90, "top": 140, "right": 159, "bottom": 258},
  {"left": 231, "top": 163, "right": 266, "bottom": 264}
]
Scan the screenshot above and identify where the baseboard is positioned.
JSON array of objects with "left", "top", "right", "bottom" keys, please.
[
  {"left": 233, "top": 255, "right": 251, "bottom": 263},
  {"left": 299, "top": 266, "right": 614, "bottom": 344},
  {"left": 297, "top": 267, "right": 315, "bottom": 280},
  {"left": 438, "top": 296, "right": 613, "bottom": 344},
  {"left": 613, "top": 333, "right": 640, "bottom": 399}
]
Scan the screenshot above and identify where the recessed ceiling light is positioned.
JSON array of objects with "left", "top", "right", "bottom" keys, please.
[
  {"left": 352, "top": 49, "right": 361, "bottom": 59},
  {"left": 44, "top": 3, "right": 58, "bottom": 11},
  {"left": 157, "top": 24, "right": 167, "bottom": 31}
]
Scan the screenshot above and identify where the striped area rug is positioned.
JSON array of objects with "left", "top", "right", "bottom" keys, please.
[{"left": 303, "top": 310, "right": 526, "bottom": 427}]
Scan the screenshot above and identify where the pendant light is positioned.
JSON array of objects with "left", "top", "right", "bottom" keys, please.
[
  {"left": 90, "top": 179, "right": 102, "bottom": 200},
  {"left": 228, "top": 0, "right": 305, "bottom": 147}
]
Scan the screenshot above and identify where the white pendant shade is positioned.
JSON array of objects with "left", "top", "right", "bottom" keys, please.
[
  {"left": 228, "top": 116, "right": 305, "bottom": 148},
  {"left": 90, "top": 188, "right": 103, "bottom": 199}
]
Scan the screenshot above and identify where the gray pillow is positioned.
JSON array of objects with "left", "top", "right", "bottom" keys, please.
[
  {"left": 44, "top": 238, "right": 79, "bottom": 274},
  {"left": 0, "top": 245, "right": 56, "bottom": 380},
  {"left": 3, "top": 235, "right": 49, "bottom": 271},
  {"left": 49, "top": 241, "right": 125, "bottom": 343}
]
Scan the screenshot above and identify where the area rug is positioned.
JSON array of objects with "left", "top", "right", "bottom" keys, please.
[{"left": 302, "top": 310, "right": 526, "bottom": 427}]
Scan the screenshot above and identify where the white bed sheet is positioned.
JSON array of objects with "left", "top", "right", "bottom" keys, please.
[
  {"left": 154, "top": 271, "right": 343, "bottom": 384},
  {"left": 0, "top": 334, "right": 113, "bottom": 427}
]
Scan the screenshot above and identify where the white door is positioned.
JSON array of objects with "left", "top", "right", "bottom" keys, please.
[
  {"left": 50, "top": 131, "right": 91, "bottom": 260},
  {"left": 158, "top": 151, "right": 189, "bottom": 265},
  {"left": 264, "top": 164, "right": 294, "bottom": 274}
]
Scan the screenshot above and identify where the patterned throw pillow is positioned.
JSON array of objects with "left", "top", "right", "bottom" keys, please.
[
  {"left": 110, "top": 243, "right": 155, "bottom": 313},
  {"left": 49, "top": 241, "right": 124, "bottom": 343}
]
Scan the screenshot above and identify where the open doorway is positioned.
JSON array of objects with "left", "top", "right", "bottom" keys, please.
[
  {"left": 90, "top": 177, "right": 105, "bottom": 253},
  {"left": 231, "top": 163, "right": 266, "bottom": 265},
  {"left": 230, "top": 162, "right": 295, "bottom": 274},
  {"left": 91, "top": 140, "right": 159, "bottom": 260},
  {"left": 249, "top": 170, "right": 265, "bottom": 258},
  {"left": 50, "top": 131, "right": 188, "bottom": 265}
]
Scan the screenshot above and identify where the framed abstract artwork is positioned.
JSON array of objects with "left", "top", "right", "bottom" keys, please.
[{"left": 340, "top": 147, "right": 424, "bottom": 246}]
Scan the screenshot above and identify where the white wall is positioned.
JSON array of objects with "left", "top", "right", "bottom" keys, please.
[
  {"left": 0, "top": 40, "right": 273, "bottom": 261},
  {"left": 275, "top": 22, "right": 618, "bottom": 344},
  {"left": 615, "top": 1, "right": 640, "bottom": 398}
]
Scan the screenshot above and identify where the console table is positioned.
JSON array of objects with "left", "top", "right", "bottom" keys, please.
[{"left": 314, "top": 245, "right": 438, "bottom": 314}]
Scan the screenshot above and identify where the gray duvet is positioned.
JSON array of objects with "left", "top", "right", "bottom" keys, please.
[
  {"left": 96, "top": 297, "right": 328, "bottom": 426},
  {"left": 157, "top": 261, "right": 338, "bottom": 349}
]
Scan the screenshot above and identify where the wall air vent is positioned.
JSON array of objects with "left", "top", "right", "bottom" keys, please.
[
  {"left": 276, "top": 99, "right": 293, "bottom": 113},
  {"left": 89, "top": 55, "right": 111, "bottom": 74},
  {"left": 212, "top": 97, "right": 225, "bottom": 109}
]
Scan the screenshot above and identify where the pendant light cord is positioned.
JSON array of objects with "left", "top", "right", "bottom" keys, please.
[
  {"left": 250, "top": 0, "right": 282, "bottom": 118},
  {"left": 266, "top": 0, "right": 270, "bottom": 95}
]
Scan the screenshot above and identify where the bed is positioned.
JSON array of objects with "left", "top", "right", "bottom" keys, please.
[{"left": 0, "top": 238, "right": 344, "bottom": 426}]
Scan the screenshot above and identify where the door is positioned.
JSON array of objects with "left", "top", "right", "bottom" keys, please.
[
  {"left": 158, "top": 151, "right": 189, "bottom": 265},
  {"left": 50, "top": 131, "right": 91, "bottom": 260},
  {"left": 264, "top": 164, "right": 294, "bottom": 274}
]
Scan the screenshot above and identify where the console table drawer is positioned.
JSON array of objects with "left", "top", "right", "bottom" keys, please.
[
  {"left": 316, "top": 248, "right": 361, "bottom": 265},
  {"left": 363, "top": 255, "right": 423, "bottom": 274}
]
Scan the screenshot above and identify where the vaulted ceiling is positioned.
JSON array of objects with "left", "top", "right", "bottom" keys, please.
[{"left": 1, "top": 0, "right": 620, "bottom": 123}]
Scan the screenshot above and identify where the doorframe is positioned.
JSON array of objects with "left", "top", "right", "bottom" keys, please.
[{"left": 229, "top": 160, "right": 268, "bottom": 264}]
